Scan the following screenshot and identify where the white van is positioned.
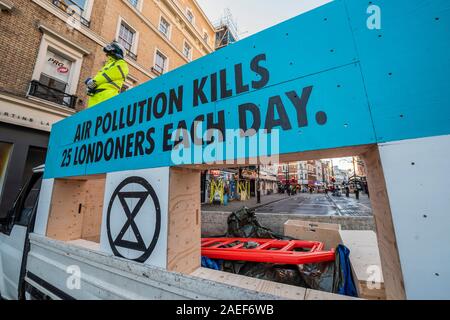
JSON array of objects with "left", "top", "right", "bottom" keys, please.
[{"left": 0, "top": 166, "right": 283, "bottom": 300}]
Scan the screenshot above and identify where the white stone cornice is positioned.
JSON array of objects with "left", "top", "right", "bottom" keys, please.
[{"left": 38, "top": 23, "right": 91, "bottom": 55}]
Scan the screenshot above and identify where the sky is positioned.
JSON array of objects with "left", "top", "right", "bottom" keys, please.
[
  {"left": 334, "top": 158, "right": 354, "bottom": 171},
  {"left": 196, "top": 0, "right": 332, "bottom": 38}
]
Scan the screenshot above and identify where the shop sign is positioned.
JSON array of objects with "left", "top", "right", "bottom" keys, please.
[{"left": 1, "top": 111, "right": 51, "bottom": 130}]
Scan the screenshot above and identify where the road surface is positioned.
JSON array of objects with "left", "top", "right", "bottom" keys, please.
[{"left": 255, "top": 193, "right": 373, "bottom": 216}]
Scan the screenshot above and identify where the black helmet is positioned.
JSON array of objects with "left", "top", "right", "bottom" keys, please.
[{"left": 103, "top": 41, "right": 126, "bottom": 59}]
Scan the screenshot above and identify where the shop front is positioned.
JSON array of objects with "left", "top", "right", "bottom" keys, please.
[
  {"left": 241, "top": 168, "right": 258, "bottom": 199},
  {"left": 202, "top": 169, "right": 239, "bottom": 205},
  {"left": 201, "top": 167, "right": 263, "bottom": 205},
  {"left": 0, "top": 93, "right": 73, "bottom": 219},
  {"left": 260, "top": 173, "right": 278, "bottom": 195}
]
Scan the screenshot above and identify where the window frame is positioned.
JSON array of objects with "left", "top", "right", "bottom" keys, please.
[
  {"left": 80, "top": 0, "right": 94, "bottom": 22},
  {"left": 15, "top": 173, "right": 43, "bottom": 228},
  {"left": 121, "top": 76, "right": 138, "bottom": 92},
  {"left": 115, "top": 17, "right": 139, "bottom": 56},
  {"left": 202, "top": 29, "right": 209, "bottom": 45},
  {"left": 153, "top": 48, "right": 169, "bottom": 74},
  {"left": 185, "top": 7, "right": 195, "bottom": 25},
  {"left": 128, "top": 0, "right": 138, "bottom": 9},
  {"left": 31, "top": 33, "right": 84, "bottom": 97},
  {"left": 158, "top": 15, "right": 172, "bottom": 40},
  {"left": 53, "top": 0, "right": 95, "bottom": 26},
  {"left": 183, "top": 40, "right": 193, "bottom": 61},
  {"left": 1, "top": 170, "right": 43, "bottom": 232},
  {"left": 127, "top": 0, "right": 143, "bottom": 11}
]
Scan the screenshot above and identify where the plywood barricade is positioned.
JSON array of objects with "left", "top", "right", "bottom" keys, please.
[
  {"left": 46, "top": 176, "right": 105, "bottom": 243},
  {"left": 36, "top": 0, "right": 450, "bottom": 299}
]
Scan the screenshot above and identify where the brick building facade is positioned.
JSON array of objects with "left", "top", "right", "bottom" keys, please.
[{"left": 0, "top": 0, "right": 215, "bottom": 217}]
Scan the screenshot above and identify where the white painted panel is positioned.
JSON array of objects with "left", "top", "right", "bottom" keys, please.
[
  {"left": 27, "top": 234, "right": 281, "bottom": 300},
  {"left": 0, "top": 225, "right": 28, "bottom": 299},
  {"left": 379, "top": 134, "right": 450, "bottom": 299},
  {"left": 99, "top": 168, "right": 169, "bottom": 269},
  {"left": 34, "top": 178, "right": 54, "bottom": 235}
]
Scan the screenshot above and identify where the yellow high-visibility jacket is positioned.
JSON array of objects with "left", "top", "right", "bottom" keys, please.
[{"left": 87, "top": 57, "right": 129, "bottom": 108}]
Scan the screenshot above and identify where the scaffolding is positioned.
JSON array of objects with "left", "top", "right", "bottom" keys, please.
[{"left": 214, "top": 8, "right": 239, "bottom": 50}]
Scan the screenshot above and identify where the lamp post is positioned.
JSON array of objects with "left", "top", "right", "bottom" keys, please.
[
  {"left": 287, "top": 163, "right": 290, "bottom": 184},
  {"left": 257, "top": 165, "right": 261, "bottom": 204}
]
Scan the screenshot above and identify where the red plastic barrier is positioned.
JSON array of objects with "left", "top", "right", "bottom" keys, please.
[{"left": 201, "top": 238, "right": 335, "bottom": 265}]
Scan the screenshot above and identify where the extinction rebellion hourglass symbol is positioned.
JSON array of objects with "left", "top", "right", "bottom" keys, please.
[{"left": 106, "top": 177, "right": 161, "bottom": 263}]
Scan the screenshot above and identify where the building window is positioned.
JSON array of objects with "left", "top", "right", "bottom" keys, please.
[
  {"left": 118, "top": 21, "right": 137, "bottom": 58},
  {"left": 71, "top": 0, "right": 87, "bottom": 9},
  {"left": 186, "top": 8, "right": 195, "bottom": 24},
  {"left": 183, "top": 41, "right": 192, "bottom": 61},
  {"left": 121, "top": 83, "right": 130, "bottom": 93},
  {"left": 128, "top": 0, "right": 139, "bottom": 8},
  {"left": 51, "top": 0, "right": 93, "bottom": 27},
  {"left": 153, "top": 50, "right": 167, "bottom": 74},
  {"left": 159, "top": 16, "right": 171, "bottom": 39},
  {"left": 121, "top": 79, "right": 136, "bottom": 92},
  {"left": 32, "top": 50, "right": 75, "bottom": 107},
  {"left": 29, "top": 31, "right": 85, "bottom": 109},
  {"left": 203, "top": 31, "right": 209, "bottom": 43},
  {"left": 41, "top": 50, "right": 72, "bottom": 88}
]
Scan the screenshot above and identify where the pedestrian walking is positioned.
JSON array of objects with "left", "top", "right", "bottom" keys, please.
[{"left": 355, "top": 188, "right": 360, "bottom": 200}]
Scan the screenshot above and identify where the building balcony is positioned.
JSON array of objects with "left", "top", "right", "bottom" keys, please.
[
  {"left": 151, "top": 65, "right": 164, "bottom": 76},
  {"left": 126, "top": 51, "right": 138, "bottom": 61},
  {"left": 50, "top": 0, "right": 91, "bottom": 28},
  {"left": 28, "top": 80, "right": 77, "bottom": 109}
]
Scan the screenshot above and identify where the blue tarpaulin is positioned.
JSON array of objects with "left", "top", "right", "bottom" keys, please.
[
  {"left": 201, "top": 257, "right": 222, "bottom": 271},
  {"left": 335, "top": 245, "right": 358, "bottom": 297}
]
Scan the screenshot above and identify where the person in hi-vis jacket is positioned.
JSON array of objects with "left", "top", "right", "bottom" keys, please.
[{"left": 85, "top": 41, "right": 129, "bottom": 108}]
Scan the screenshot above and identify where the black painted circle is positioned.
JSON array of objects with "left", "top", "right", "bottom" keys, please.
[
  {"left": 106, "top": 176, "right": 161, "bottom": 263},
  {"left": 316, "top": 111, "right": 328, "bottom": 125}
]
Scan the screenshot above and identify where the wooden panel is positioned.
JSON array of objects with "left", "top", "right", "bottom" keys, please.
[
  {"left": 340, "top": 230, "right": 386, "bottom": 300},
  {"left": 67, "top": 239, "right": 101, "bottom": 251},
  {"left": 284, "top": 220, "right": 342, "bottom": 250},
  {"left": 46, "top": 177, "right": 106, "bottom": 243},
  {"left": 46, "top": 179, "right": 85, "bottom": 241},
  {"left": 304, "top": 289, "right": 358, "bottom": 300},
  {"left": 191, "top": 268, "right": 306, "bottom": 300},
  {"left": 191, "top": 268, "right": 358, "bottom": 300},
  {"left": 81, "top": 179, "right": 106, "bottom": 243},
  {"left": 167, "top": 168, "right": 201, "bottom": 274},
  {"left": 362, "top": 146, "right": 406, "bottom": 300}
]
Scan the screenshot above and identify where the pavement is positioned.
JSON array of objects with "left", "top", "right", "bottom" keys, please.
[{"left": 202, "top": 192, "right": 373, "bottom": 217}]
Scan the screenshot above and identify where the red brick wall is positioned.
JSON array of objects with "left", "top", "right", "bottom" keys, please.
[{"left": 0, "top": 0, "right": 107, "bottom": 111}]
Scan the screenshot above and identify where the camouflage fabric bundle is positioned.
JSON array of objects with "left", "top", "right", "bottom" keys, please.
[{"left": 225, "top": 207, "right": 283, "bottom": 239}]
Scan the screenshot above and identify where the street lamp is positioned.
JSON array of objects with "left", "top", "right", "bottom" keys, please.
[
  {"left": 257, "top": 165, "right": 261, "bottom": 204},
  {"left": 287, "top": 163, "right": 290, "bottom": 184}
]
